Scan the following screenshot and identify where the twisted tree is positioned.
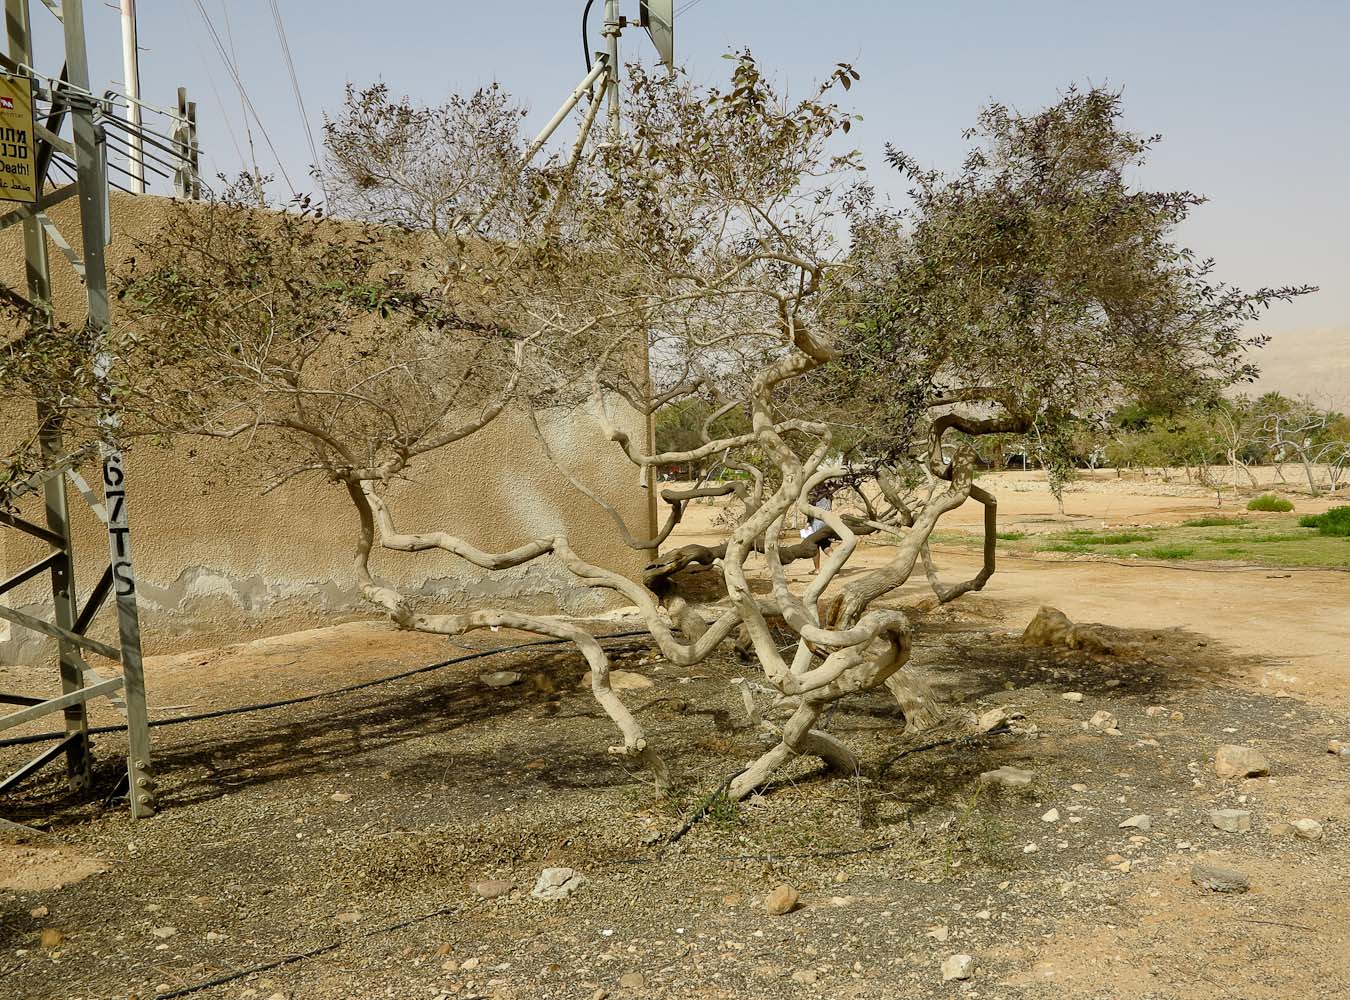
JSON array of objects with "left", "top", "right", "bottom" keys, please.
[{"left": 2, "top": 66, "right": 1313, "bottom": 803}]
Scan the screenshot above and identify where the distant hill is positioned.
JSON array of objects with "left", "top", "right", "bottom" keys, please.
[{"left": 1244, "top": 327, "right": 1349, "bottom": 404}]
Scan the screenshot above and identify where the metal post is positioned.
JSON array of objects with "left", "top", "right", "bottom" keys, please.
[
  {"left": 7, "top": 0, "right": 93, "bottom": 793},
  {"left": 603, "top": 0, "right": 620, "bottom": 139},
  {"left": 187, "top": 97, "right": 200, "bottom": 199},
  {"left": 62, "top": 0, "right": 154, "bottom": 818},
  {"left": 118, "top": 0, "right": 143, "bottom": 193}
]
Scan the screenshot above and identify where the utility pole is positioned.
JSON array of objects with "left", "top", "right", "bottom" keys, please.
[{"left": 119, "top": 0, "right": 144, "bottom": 193}]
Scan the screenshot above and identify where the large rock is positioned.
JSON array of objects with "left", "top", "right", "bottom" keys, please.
[
  {"left": 1191, "top": 863, "right": 1250, "bottom": 893},
  {"left": 1292, "top": 818, "right": 1323, "bottom": 841},
  {"left": 1021, "top": 607, "right": 1130, "bottom": 655},
  {"left": 1214, "top": 746, "right": 1270, "bottom": 779},
  {"left": 941, "top": 954, "right": 976, "bottom": 981},
  {"left": 978, "top": 765, "right": 1035, "bottom": 789},
  {"left": 531, "top": 867, "right": 585, "bottom": 901},
  {"left": 765, "top": 884, "right": 800, "bottom": 915},
  {"left": 578, "top": 670, "right": 653, "bottom": 691},
  {"left": 1210, "top": 809, "right": 1252, "bottom": 833}
]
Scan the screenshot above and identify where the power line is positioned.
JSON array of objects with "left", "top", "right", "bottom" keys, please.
[
  {"left": 188, "top": 0, "right": 297, "bottom": 197},
  {"left": 266, "top": 0, "right": 326, "bottom": 202}
]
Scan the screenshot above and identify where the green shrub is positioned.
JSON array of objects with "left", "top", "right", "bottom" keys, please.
[
  {"left": 1182, "top": 516, "right": 1247, "bottom": 528},
  {"left": 996, "top": 531, "right": 1026, "bottom": 541},
  {"left": 1301, "top": 506, "right": 1350, "bottom": 537},
  {"left": 1089, "top": 532, "right": 1155, "bottom": 545},
  {"left": 1145, "top": 544, "right": 1194, "bottom": 560},
  {"left": 1246, "top": 495, "right": 1293, "bottom": 512}
]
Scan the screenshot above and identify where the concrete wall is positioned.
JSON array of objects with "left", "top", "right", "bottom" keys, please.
[{"left": 1, "top": 193, "right": 652, "bottom": 663}]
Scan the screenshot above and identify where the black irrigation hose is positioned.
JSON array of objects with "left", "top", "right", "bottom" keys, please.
[
  {"left": 155, "top": 899, "right": 484, "bottom": 1000},
  {"left": 0, "top": 629, "right": 651, "bottom": 750}
]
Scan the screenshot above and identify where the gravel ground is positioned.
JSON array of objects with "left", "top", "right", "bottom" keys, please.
[{"left": 3, "top": 603, "right": 1348, "bottom": 1000}]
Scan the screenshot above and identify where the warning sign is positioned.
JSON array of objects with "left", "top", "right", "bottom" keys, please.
[{"left": 0, "top": 73, "right": 37, "bottom": 204}]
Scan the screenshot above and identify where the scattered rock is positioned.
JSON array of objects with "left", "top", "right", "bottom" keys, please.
[
  {"left": 335, "top": 911, "right": 361, "bottom": 924},
  {"left": 1119, "top": 815, "right": 1152, "bottom": 832},
  {"left": 1021, "top": 607, "right": 1128, "bottom": 655},
  {"left": 480, "top": 670, "right": 522, "bottom": 688},
  {"left": 1089, "top": 710, "right": 1119, "bottom": 732},
  {"left": 977, "top": 708, "right": 1009, "bottom": 733},
  {"left": 531, "top": 867, "right": 585, "bottom": 900},
  {"left": 1041, "top": 809, "right": 1060, "bottom": 823},
  {"left": 471, "top": 879, "right": 515, "bottom": 900},
  {"left": 39, "top": 927, "right": 63, "bottom": 949},
  {"left": 765, "top": 884, "right": 800, "bottom": 915},
  {"left": 1210, "top": 809, "right": 1252, "bottom": 833},
  {"left": 1214, "top": 745, "right": 1270, "bottom": 779},
  {"left": 206, "top": 931, "right": 227, "bottom": 942},
  {"left": 1292, "top": 818, "right": 1324, "bottom": 841},
  {"left": 978, "top": 765, "right": 1035, "bottom": 789},
  {"left": 578, "top": 670, "right": 653, "bottom": 691},
  {"left": 941, "top": 954, "right": 976, "bottom": 982},
  {"left": 150, "top": 926, "right": 177, "bottom": 939},
  {"left": 1061, "top": 692, "right": 1084, "bottom": 703},
  {"left": 460, "top": 957, "right": 481, "bottom": 971},
  {"left": 790, "top": 970, "right": 818, "bottom": 985},
  {"left": 1145, "top": 706, "right": 1168, "bottom": 718},
  {"left": 1191, "top": 863, "right": 1250, "bottom": 893}
]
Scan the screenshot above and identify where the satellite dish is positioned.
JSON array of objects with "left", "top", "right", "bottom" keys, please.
[{"left": 639, "top": 0, "right": 674, "bottom": 68}]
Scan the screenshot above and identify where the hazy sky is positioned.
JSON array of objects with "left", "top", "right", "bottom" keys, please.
[{"left": 25, "top": 1, "right": 1349, "bottom": 337}]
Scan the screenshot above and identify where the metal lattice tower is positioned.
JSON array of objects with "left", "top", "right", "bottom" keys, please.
[{"left": 1, "top": 0, "right": 198, "bottom": 819}]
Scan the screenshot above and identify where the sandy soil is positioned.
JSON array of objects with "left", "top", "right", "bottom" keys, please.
[{"left": 2, "top": 472, "right": 1348, "bottom": 1000}]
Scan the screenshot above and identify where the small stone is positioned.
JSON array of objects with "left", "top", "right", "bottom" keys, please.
[
  {"left": 765, "top": 884, "right": 800, "bottom": 915},
  {"left": 1119, "top": 814, "right": 1152, "bottom": 832},
  {"left": 977, "top": 707, "right": 1009, "bottom": 733},
  {"left": 532, "top": 867, "right": 585, "bottom": 900},
  {"left": 790, "top": 970, "right": 818, "bottom": 985},
  {"left": 941, "top": 954, "right": 976, "bottom": 982},
  {"left": 460, "top": 957, "right": 481, "bottom": 971},
  {"left": 978, "top": 765, "right": 1035, "bottom": 788},
  {"left": 206, "top": 931, "right": 227, "bottom": 942},
  {"left": 1210, "top": 809, "right": 1252, "bottom": 833},
  {"left": 1023, "top": 843, "right": 1039, "bottom": 854},
  {"left": 30, "top": 906, "right": 48, "bottom": 918},
  {"left": 1292, "top": 818, "right": 1323, "bottom": 841},
  {"left": 578, "top": 670, "right": 653, "bottom": 691},
  {"left": 1062, "top": 692, "right": 1084, "bottom": 703},
  {"left": 1105, "top": 853, "right": 1126, "bottom": 865},
  {"left": 1115, "top": 860, "right": 1132, "bottom": 873},
  {"left": 926, "top": 924, "right": 950, "bottom": 942},
  {"left": 150, "top": 926, "right": 177, "bottom": 939},
  {"left": 434, "top": 942, "right": 453, "bottom": 957},
  {"left": 1070, "top": 783, "right": 1088, "bottom": 792},
  {"left": 1089, "top": 710, "right": 1118, "bottom": 732},
  {"left": 472, "top": 879, "right": 516, "bottom": 900},
  {"left": 329, "top": 791, "right": 353, "bottom": 803},
  {"left": 1329, "top": 739, "right": 1344, "bottom": 755},
  {"left": 335, "top": 911, "right": 361, "bottom": 924},
  {"left": 1170, "top": 711, "right": 1184, "bottom": 722},
  {"left": 1041, "top": 809, "right": 1060, "bottom": 823},
  {"left": 39, "top": 928, "right": 64, "bottom": 949},
  {"left": 1191, "top": 863, "right": 1250, "bottom": 893},
  {"left": 1145, "top": 706, "right": 1167, "bottom": 718},
  {"left": 1214, "top": 745, "right": 1270, "bottom": 779},
  {"left": 619, "top": 971, "right": 647, "bottom": 990},
  {"left": 480, "top": 670, "right": 522, "bottom": 688},
  {"left": 1271, "top": 822, "right": 1294, "bottom": 836}
]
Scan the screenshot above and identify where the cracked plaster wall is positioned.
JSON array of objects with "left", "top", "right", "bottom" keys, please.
[{"left": 1, "top": 194, "right": 653, "bottom": 665}]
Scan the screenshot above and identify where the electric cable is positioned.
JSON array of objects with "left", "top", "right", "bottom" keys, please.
[{"left": 0, "top": 629, "right": 650, "bottom": 749}]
